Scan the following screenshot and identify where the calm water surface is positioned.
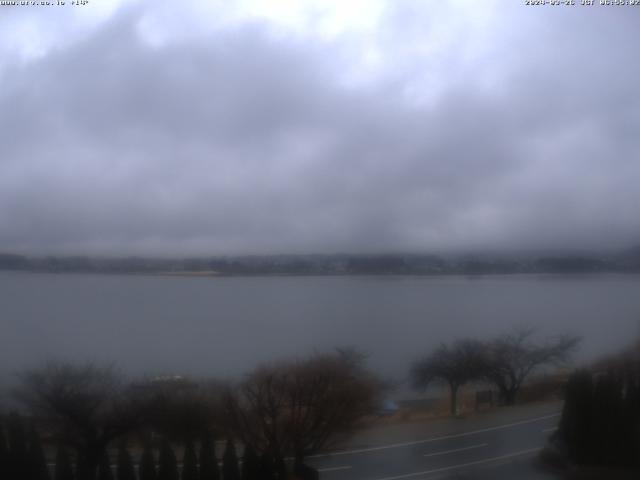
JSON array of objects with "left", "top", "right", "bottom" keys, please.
[{"left": 1, "top": 272, "right": 639, "bottom": 388}]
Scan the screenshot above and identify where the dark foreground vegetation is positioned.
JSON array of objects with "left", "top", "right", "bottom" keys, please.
[
  {"left": 4, "top": 333, "right": 638, "bottom": 478},
  {"left": 0, "top": 350, "right": 380, "bottom": 480},
  {"left": 411, "top": 327, "right": 580, "bottom": 415},
  {"left": 2, "top": 247, "right": 640, "bottom": 276},
  {"left": 550, "top": 342, "right": 640, "bottom": 472}
]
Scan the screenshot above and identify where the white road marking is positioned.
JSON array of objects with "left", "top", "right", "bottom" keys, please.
[
  {"left": 542, "top": 426, "right": 557, "bottom": 433},
  {"left": 374, "top": 447, "right": 543, "bottom": 480},
  {"left": 423, "top": 443, "right": 488, "bottom": 457},
  {"left": 308, "top": 412, "right": 559, "bottom": 458},
  {"left": 318, "top": 465, "right": 353, "bottom": 472}
]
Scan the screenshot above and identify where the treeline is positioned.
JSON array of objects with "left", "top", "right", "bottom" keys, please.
[
  {"left": 555, "top": 348, "right": 640, "bottom": 469},
  {"left": 0, "top": 350, "right": 381, "bottom": 480},
  {"left": 2, "top": 250, "right": 640, "bottom": 276},
  {"left": 0, "top": 412, "right": 297, "bottom": 480},
  {"left": 0, "top": 412, "right": 277, "bottom": 480}
]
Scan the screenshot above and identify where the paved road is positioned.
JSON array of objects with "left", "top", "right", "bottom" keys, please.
[{"left": 308, "top": 402, "right": 562, "bottom": 480}]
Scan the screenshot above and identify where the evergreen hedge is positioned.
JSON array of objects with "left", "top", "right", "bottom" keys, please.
[{"left": 558, "top": 364, "right": 640, "bottom": 468}]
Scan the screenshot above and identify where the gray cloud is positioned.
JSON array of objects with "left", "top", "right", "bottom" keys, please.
[{"left": 1, "top": 2, "right": 639, "bottom": 255}]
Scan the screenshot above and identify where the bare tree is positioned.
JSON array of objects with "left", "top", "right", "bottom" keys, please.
[
  {"left": 411, "top": 339, "right": 486, "bottom": 416},
  {"left": 16, "top": 362, "right": 147, "bottom": 480},
  {"left": 483, "top": 327, "right": 580, "bottom": 405},
  {"left": 225, "top": 350, "right": 381, "bottom": 468}
]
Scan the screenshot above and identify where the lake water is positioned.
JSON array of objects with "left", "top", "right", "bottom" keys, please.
[{"left": 1, "top": 271, "right": 639, "bottom": 391}]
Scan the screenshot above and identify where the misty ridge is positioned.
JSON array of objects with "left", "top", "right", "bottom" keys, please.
[{"left": 2, "top": 247, "right": 640, "bottom": 276}]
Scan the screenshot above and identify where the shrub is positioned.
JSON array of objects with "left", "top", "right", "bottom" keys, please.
[
  {"left": 157, "top": 440, "right": 179, "bottom": 480},
  {"left": 240, "top": 444, "right": 259, "bottom": 480},
  {"left": 181, "top": 441, "right": 198, "bottom": 480},
  {"left": 54, "top": 447, "right": 74, "bottom": 480},
  {"left": 222, "top": 441, "right": 240, "bottom": 480},
  {"left": 116, "top": 444, "right": 136, "bottom": 480},
  {"left": 139, "top": 442, "right": 156, "bottom": 480},
  {"left": 97, "top": 451, "right": 114, "bottom": 480},
  {"left": 557, "top": 364, "right": 640, "bottom": 468},
  {"left": 28, "top": 426, "right": 50, "bottom": 480},
  {"left": 198, "top": 434, "right": 219, "bottom": 480}
]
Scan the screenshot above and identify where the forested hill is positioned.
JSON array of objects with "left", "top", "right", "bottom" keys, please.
[{"left": 1, "top": 249, "right": 640, "bottom": 276}]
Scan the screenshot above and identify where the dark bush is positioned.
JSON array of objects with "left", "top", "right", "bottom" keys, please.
[
  {"left": 198, "top": 434, "right": 219, "bottom": 480},
  {"left": 54, "top": 447, "right": 74, "bottom": 480},
  {"left": 7, "top": 412, "right": 29, "bottom": 479},
  {"left": 557, "top": 364, "right": 640, "bottom": 468},
  {"left": 116, "top": 444, "right": 136, "bottom": 480},
  {"left": 0, "top": 423, "right": 7, "bottom": 479},
  {"left": 28, "top": 426, "right": 50, "bottom": 480},
  {"left": 157, "top": 440, "right": 179, "bottom": 480},
  {"left": 97, "top": 451, "right": 114, "bottom": 480},
  {"left": 181, "top": 441, "right": 198, "bottom": 480},
  {"left": 240, "top": 444, "right": 259, "bottom": 480},
  {"left": 558, "top": 370, "right": 594, "bottom": 464},
  {"left": 222, "top": 441, "right": 240, "bottom": 480},
  {"left": 257, "top": 452, "right": 274, "bottom": 480},
  {"left": 139, "top": 442, "right": 156, "bottom": 480}
]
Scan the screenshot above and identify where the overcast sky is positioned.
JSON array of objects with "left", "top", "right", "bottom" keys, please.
[{"left": 1, "top": 0, "right": 639, "bottom": 256}]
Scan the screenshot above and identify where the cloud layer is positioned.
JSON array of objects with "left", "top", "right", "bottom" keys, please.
[{"left": 1, "top": 1, "right": 639, "bottom": 255}]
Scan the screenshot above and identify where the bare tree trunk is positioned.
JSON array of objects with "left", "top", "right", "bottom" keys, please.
[{"left": 502, "top": 387, "right": 517, "bottom": 406}]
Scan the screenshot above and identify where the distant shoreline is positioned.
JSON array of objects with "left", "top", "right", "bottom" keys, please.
[
  {"left": 1, "top": 250, "right": 639, "bottom": 277},
  {"left": 2, "top": 269, "right": 640, "bottom": 279}
]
